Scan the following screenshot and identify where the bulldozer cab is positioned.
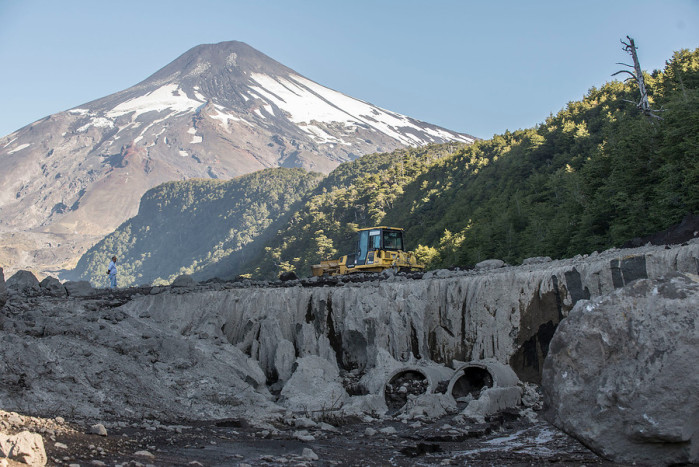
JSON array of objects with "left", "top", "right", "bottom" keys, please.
[{"left": 356, "top": 227, "right": 404, "bottom": 265}]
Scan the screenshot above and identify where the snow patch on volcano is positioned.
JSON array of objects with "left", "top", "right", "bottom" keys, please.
[
  {"left": 249, "top": 72, "right": 474, "bottom": 146},
  {"left": 107, "top": 84, "right": 202, "bottom": 119}
]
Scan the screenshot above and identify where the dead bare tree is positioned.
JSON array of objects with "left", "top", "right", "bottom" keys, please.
[{"left": 612, "top": 36, "right": 663, "bottom": 119}]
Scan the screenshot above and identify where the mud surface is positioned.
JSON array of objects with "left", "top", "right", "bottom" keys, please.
[{"left": 44, "top": 412, "right": 622, "bottom": 466}]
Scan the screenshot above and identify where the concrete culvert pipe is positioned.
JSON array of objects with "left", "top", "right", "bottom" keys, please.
[
  {"left": 384, "top": 365, "right": 453, "bottom": 411},
  {"left": 448, "top": 359, "right": 519, "bottom": 403}
]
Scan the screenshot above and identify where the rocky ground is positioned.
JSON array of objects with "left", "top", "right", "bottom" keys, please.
[{"left": 2, "top": 408, "right": 623, "bottom": 466}]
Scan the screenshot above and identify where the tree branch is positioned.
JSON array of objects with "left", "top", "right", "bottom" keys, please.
[{"left": 612, "top": 70, "right": 636, "bottom": 79}]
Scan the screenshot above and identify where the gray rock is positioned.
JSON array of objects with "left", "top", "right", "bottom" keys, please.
[
  {"left": 460, "top": 387, "right": 522, "bottom": 422},
  {"left": 64, "top": 280, "right": 94, "bottom": 297},
  {"left": 475, "top": 259, "right": 505, "bottom": 270},
  {"left": 89, "top": 423, "right": 108, "bottom": 436},
  {"left": 6, "top": 412, "right": 24, "bottom": 427},
  {"left": 0, "top": 430, "right": 47, "bottom": 465},
  {"left": 293, "top": 417, "right": 317, "bottom": 429},
  {"left": 279, "top": 356, "right": 347, "bottom": 413},
  {"left": 279, "top": 271, "right": 298, "bottom": 282},
  {"left": 318, "top": 422, "right": 338, "bottom": 432},
  {"left": 520, "top": 383, "right": 543, "bottom": 410},
  {"left": 399, "top": 393, "right": 458, "bottom": 421},
  {"left": 302, "top": 447, "right": 319, "bottom": 460},
  {"left": 6, "top": 270, "right": 41, "bottom": 296},
  {"left": 171, "top": 274, "right": 196, "bottom": 288},
  {"left": 293, "top": 430, "right": 315, "bottom": 442},
  {"left": 381, "top": 268, "right": 397, "bottom": 278},
  {"left": 542, "top": 273, "right": 699, "bottom": 465},
  {"left": 39, "top": 276, "right": 67, "bottom": 297}
]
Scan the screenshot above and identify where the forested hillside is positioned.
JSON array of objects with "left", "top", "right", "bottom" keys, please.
[
  {"left": 71, "top": 168, "right": 322, "bottom": 286},
  {"left": 250, "top": 48, "right": 698, "bottom": 277}
]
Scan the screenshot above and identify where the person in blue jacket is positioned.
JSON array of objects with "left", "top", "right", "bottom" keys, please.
[{"left": 107, "top": 256, "right": 118, "bottom": 289}]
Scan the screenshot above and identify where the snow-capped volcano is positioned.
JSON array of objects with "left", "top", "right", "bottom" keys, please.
[{"left": 0, "top": 41, "right": 475, "bottom": 274}]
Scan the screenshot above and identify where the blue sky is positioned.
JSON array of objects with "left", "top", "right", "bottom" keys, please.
[{"left": 0, "top": 0, "right": 697, "bottom": 139}]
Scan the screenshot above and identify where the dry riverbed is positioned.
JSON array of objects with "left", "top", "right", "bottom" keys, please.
[{"left": 2, "top": 409, "right": 624, "bottom": 466}]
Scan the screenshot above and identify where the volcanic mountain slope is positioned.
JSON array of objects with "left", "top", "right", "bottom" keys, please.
[{"left": 0, "top": 41, "right": 475, "bottom": 275}]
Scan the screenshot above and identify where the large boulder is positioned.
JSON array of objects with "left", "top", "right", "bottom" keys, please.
[
  {"left": 474, "top": 259, "right": 505, "bottom": 270},
  {"left": 6, "top": 270, "right": 41, "bottom": 296},
  {"left": 542, "top": 273, "right": 699, "bottom": 465},
  {"left": 63, "top": 280, "right": 95, "bottom": 297},
  {"left": 0, "top": 430, "right": 47, "bottom": 465},
  {"left": 39, "top": 276, "right": 67, "bottom": 297},
  {"left": 171, "top": 274, "right": 197, "bottom": 288}
]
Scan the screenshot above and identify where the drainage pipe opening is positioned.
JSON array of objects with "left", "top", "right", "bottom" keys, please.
[
  {"left": 384, "top": 370, "right": 428, "bottom": 410},
  {"left": 450, "top": 367, "right": 493, "bottom": 400},
  {"left": 447, "top": 360, "right": 520, "bottom": 405},
  {"left": 383, "top": 364, "right": 453, "bottom": 411}
]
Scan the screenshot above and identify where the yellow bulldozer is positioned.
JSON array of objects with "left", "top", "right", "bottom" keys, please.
[{"left": 312, "top": 226, "right": 424, "bottom": 276}]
